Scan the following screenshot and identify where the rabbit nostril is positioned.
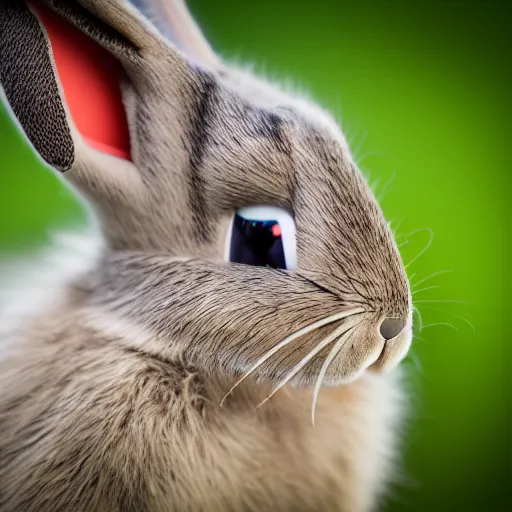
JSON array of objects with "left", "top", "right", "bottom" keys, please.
[{"left": 379, "top": 317, "right": 406, "bottom": 340}]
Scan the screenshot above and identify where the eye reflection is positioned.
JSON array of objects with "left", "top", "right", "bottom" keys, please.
[{"left": 226, "top": 206, "right": 297, "bottom": 270}]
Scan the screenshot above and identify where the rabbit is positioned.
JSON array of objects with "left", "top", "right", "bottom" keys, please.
[{"left": 0, "top": 0, "right": 413, "bottom": 511}]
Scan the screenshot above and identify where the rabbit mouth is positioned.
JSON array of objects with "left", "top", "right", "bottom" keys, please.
[
  {"left": 293, "top": 315, "right": 412, "bottom": 424},
  {"left": 221, "top": 307, "right": 412, "bottom": 420},
  {"left": 314, "top": 314, "right": 413, "bottom": 385}
]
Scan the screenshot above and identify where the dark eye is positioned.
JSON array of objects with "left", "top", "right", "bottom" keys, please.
[{"left": 225, "top": 206, "right": 297, "bottom": 270}]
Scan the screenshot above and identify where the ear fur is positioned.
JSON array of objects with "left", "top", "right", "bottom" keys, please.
[
  {"left": 0, "top": 0, "right": 150, "bottom": 191},
  {"left": 0, "top": 1, "right": 75, "bottom": 172},
  {"left": 0, "top": 0, "right": 212, "bottom": 249},
  {"left": 132, "top": 0, "right": 222, "bottom": 71}
]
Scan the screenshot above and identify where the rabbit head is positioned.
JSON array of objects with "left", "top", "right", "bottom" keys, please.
[{"left": 0, "top": 0, "right": 412, "bottom": 392}]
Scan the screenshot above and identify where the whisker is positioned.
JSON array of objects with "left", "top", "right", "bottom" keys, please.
[
  {"left": 255, "top": 317, "right": 361, "bottom": 410},
  {"left": 377, "top": 170, "right": 396, "bottom": 202},
  {"left": 410, "top": 269, "right": 454, "bottom": 288},
  {"left": 405, "top": 350, "right": 423, "bottom": 374},
  {"left": 413, "top": 334, "right": 429, "bottom": 344},
  {"left": 370, "top": 177, "right": 381, "bottom": 194},
  {"left": 219, "top": 308, "right": 364, "bottom": 406},
  {"left": 414, "top": 299, "right": 469, "bottom": 305},
  {"left": 421, "top": 322, "right": 458, "bottom": 332},
  {"left": 412, "top": 285, "right": 441, "bottom": 295},
  {"left": 390, "top": 217, "right": 406, "bottom": 236},
  {"left": 351, "top": 128, "right": 369, "bottom": 163},
  {"left": 334, "top": 93, "right": 344, "bottom": 126},
  {"left": 405, "top": 228, "right": 434, "bottom": 269},
  {"left": 355, "top": 150, "right": 378, "bottom": 166},
  {"left": 311, "top": 326, "right": 357, "bottom": 425},
  {"left": 420, "top": 305, "right": 475, "bottom": 332},
  {"left": 412, "top": 305, "right": 423, "bottom": 332}
]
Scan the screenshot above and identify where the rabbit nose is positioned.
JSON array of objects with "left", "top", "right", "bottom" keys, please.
[{"left": 379, "top": 317, "right": 406, "bottom": 340}]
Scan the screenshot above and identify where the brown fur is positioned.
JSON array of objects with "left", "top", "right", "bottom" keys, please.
[{"left": 0, "top": 0, "right": 413, "bottom": 510}]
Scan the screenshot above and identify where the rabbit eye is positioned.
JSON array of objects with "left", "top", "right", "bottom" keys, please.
[{"left": 226, "top": 206, "right": 297, "bottom": 270}]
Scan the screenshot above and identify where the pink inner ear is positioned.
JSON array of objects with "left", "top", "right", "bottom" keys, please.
[{"left": 28, "top": 0, "right": 132, "bottom": 161}]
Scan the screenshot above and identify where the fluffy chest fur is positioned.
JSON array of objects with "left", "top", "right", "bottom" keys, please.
[{"left": 0, "top": 308, "right": 401, "bottom": 512}]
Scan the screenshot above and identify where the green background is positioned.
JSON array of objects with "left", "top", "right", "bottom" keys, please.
[{"left": 0, "top": 1, "right": 509, "bottom": 510}]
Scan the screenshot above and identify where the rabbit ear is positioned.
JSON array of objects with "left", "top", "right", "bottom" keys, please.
[
  {"left": 2, "top": 0, "right": 250, "bottom": 251},
  {"left": 44, "top": 0, "right": 163, "bottom": 60},
  {"left": 0, "top": 0, "right": 166, "bottom": 171},
  {"left": 0, "top": 1, "right": 76, "bottom": 172},
  {"left": 0, "top": 0, "right": 149, "bottom": 206},
  {"left": 135, "top": 0, "right": 222, "bottom": 70}
]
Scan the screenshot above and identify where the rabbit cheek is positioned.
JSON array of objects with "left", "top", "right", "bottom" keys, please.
[{"left": 317, "top": 323, "right": 383, "bottom": 386}]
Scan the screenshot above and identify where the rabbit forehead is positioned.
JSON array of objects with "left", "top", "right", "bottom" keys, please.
[{"left": 220, "top": 64, "right": 352, "bottom": 156}]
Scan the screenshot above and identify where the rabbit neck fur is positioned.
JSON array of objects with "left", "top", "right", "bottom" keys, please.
[{"left": 0, "top": 241, "right": 404, "bottom": 511}]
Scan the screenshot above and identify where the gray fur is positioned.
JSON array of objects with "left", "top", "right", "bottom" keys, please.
[{"left": 0, "top": 1, "right": 413, "bottom": 510}]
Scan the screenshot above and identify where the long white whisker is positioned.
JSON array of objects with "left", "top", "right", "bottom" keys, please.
[
  {"left": 311, "top": 326, "right": 356, "bottom": 425},
  {"left": 351, "top": 128, "right": 369, "bottom": 163},
  {"left": 405, "top": 228, "right": 434, "bottom": 269},
  {"left": 421, "top": 322, "right": 458, "bottom": 332},
  {"left": 220, "top": 307, "right": 364, "bottom": 406},
  {"left": 412, "top": 305, "right": 423, "bottom": 332},
  {"left": 414, "top": 299, "right": 469, "bottom": 305},
  {"left": 377, "top": 170, "right": 396, "bottom": 202},
  {"left": 412, "top": 285, "right": 441, "bottom": 295},
  {"left": 355, "top": 150, "right": 377, "bottom": 166},
  {"left": 255, "top": 317, "right": 361, "bottom": 410},
  {"left": 420, "top": 305, "right": 475, "bottom": 332},
  {"left": 410, "top": 269, "right": 454, "bottom": 288},
  {"left": 405, "top": 350, "right": 423, "bottom": 374},
  {"left": 390, "top": 217, "right": 406, "bottom": 236},
  {"left": 370, "top": 177, "right": 381, "bottom": 194}
]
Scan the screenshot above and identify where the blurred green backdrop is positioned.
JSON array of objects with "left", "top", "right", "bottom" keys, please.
[{"left": 0, "top": 0, "right": 509, "bottom": 510}]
